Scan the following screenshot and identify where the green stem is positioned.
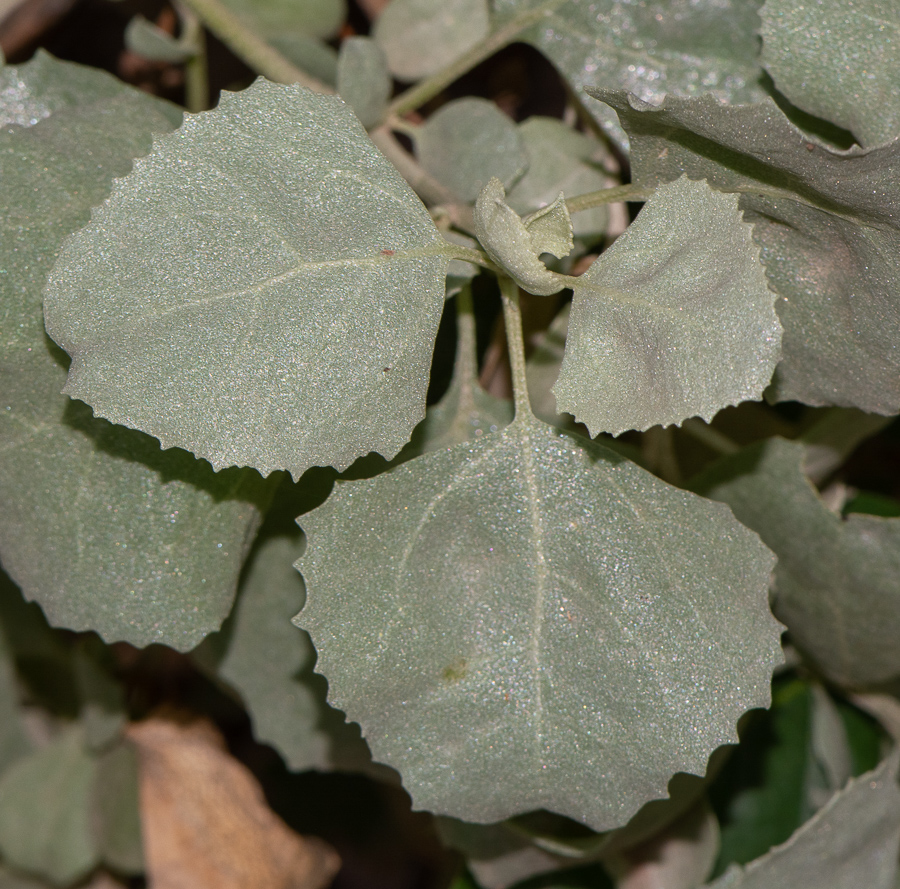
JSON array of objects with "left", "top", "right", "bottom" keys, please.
[
  {"left": 443, "top": 240, "right": 497, "bottom": 272},
  {"left": 388, "top": 0, "right": 566, "bottom": 117},
  {"left": 177, "top": 2, "right": 209, "bottom": 112},
  {"left": 565, "top": 183, "right": 655, "bottom": 215},
  {"left": 681, "top": 418, "right": 740, "bottom": 456},
  {"left": 178, "top": 0, "right": 333, "bottom": 92},
  {"left": 498, "top": 275, "right": 532, "bottom": 419}
]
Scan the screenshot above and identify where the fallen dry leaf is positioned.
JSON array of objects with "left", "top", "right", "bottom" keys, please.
[{"left": 126, "top": 717, "right": 340, "bottom": 889}]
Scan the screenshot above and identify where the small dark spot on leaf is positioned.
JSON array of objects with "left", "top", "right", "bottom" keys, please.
[
  {"left": 805, "top": 143, "right": 815, "bottom": 151},
  {"left": 442, "top": 658, "right": 468, "bottom": 682},
  {"left": 383, "top": 366, "right": 392, "bottom": 373},
  {"left": 381, "top": 248, "right": 395, "bottom": 256}
]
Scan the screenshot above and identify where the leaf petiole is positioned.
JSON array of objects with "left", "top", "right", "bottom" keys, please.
[
  {"left": 498, "top": 274, "right": 533, "bottom": 419},
  {"left": 565, "top": 183, "right": 655, "bottom": 215}
]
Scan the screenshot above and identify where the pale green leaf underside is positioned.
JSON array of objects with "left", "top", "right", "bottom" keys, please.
[
  {"left": 0, "top": 726, "right": 98, "bottom": 886},
  {"left": 492, "top": 0, "right": 766, "bottom": 148},
  {"left": 555, "top": 176, "right": 780, "bottom": 436},
  {"left": 44, "top": 79, "right": 451, "bottom": 478},
  {"left": 296, "top": 415, "right": 781, "bottom": 830},
  {"left": 374, "top": 0, "right": 490, "bottom": 81},
  {"left": 508, "top": 117, "right": 611, "bottom": 242},
  {"left": 337, "top": 37, "right": 390, "bottom": 130},
  {"left": 221, "top": 0, "right": 346, "bottom": 41},
  {"left": 415, "top": 97, "right": 528, "bottom": 203},
  {"left": 220, "top": 535, "right": 330, "bottom": 772},
  {"left": 0, "top": 56, "right": 266, "bottom": 650},
  {"left": 595, "top": 89, "right": 900, "bottom": 415},
  {"left": 760, "top": 0, "right": 900, "bottom": 148},
  {"left": 695, "top": 437, "right": 900, "bottom": 688},
  {"left": 706, "top": 753, "right": 900, "bottom": 889}
]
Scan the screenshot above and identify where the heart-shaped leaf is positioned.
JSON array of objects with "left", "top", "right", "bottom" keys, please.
[{"left": 296, "top": 413, "right": 781, "bottom": 829}]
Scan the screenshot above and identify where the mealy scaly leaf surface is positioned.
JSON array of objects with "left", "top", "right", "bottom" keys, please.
[
  {"left": 555, "top": 177, "right": 780, "bottom": 435},
  {"left": 296, "top": 412, "right": 781, "bottom": 829},
  {"left": 44, "top": 79, "right": 452, "bottom": 478},
  {"left": 0, "top": 56, "right": 267, "bottom": 649},
  {"left": 595, "top": 90, "right": 900, "bottom": 414},
  {"left": 760, "top": 0, "right": 900, "bottom": 148},
  {"left": 695, "top": 437, "right": 900, "bottom": 688}
]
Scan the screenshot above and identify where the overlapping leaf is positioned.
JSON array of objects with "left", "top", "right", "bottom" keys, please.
[
  {"left": 695, "top": 437, "right": 900, "bottom": 688},
  {"left": 760, "top": 0, "right": 900, "bottom": 147},
  {"left": 0, "top": 49, "right": 127, "bottom": 127},
  {"left": 44, "top": 79, "right": 453, "bottom": 478},
  {"left": 219, "top": 535, "right": 331, "bottom": 772},
  {"left": 337, "top": 37, "right": 390, "bottom": 129},
  {"left": 0, "top": 725, "right": 99, "bottom": 885},
  {"left": 222, "top": 0, "right": 346, "bottom": 41},
  {"left": 374, "top": 0, "right": 489, "bottom": 81},
  {"left": 415, "top": 98, "right": 528, "bottom": 203},
  {"left": 0, "top": 57, "right": 270, "bottom": 649},
  {"left": 492, "top": 0, "right": 767, "bottom": 148},
  {"left": 555, "top": 176, "right": 780, "bottom": 435},
  {"left": 706, "top": 753, "right": 900, "bottom": 889},
  {"left": 296, "top": 412, "right": 781, "bottom": 829},
  {"left": 507, "top": 117, "right": 612, "bottom": 242},
  {"left": 595, "top": 90, "right": 900, "bottom": 414}
]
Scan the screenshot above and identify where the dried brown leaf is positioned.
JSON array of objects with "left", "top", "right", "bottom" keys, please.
[{"left": 126, "top": 717, "right": 340, "bottom": 889}]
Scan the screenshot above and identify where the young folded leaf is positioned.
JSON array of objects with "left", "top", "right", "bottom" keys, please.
[
  {"left": 474, "top": 178, "right": 572, "bottom": 296},
  {"left": 554, "top": 176, "right": 781, "bottom": 436},
  {"left": 296, "top": 412, "right": 782, "bottom": 830},
  {"left": 44, "top": 79, "right": 454, "bottom": 478}
]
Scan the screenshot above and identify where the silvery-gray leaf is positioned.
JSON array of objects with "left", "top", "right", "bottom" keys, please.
[
  {"left": 415, "top": 98, "right": 528, "bottom": 203},
  {"left": 374, "top": 0, "right": 490, "bottom": 81},
  {"left": 1, "top": 54, "right": 265, "bottom": 649},
  {"left": 705, "top": 752, "right": 900, "bottom": 889},
  {"left": 594, "top": 89, "right": 900, "bottom": 414},
  {"left": 695, "top": 437, "right": 900, "bottom": 688},
  {"left": 555, "top": 176, "right": 780, "bottom": 436},
  {"left": 44, "top": 79, "right": 452, "bottom": 478},
  {"left": 760, "top": 0, "right": 900, "bottom": 148},
  {"left": 296, "top": 413, "right": 781, "bottom": 829}
]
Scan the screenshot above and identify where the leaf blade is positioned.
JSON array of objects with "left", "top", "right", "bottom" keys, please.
[
  {"left": 297, "top": 417, "right": 781, "bottom": 829},
  {"left": 555, "top": 176, "right": 780, "bottom": 435},
  {"left": 44, "top": 79, "right": 452, "bottom": 477}
]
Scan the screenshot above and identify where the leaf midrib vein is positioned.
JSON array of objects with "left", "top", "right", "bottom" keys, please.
[{"left": 102, "top": 243, "right": 451, "bottom": 337}]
